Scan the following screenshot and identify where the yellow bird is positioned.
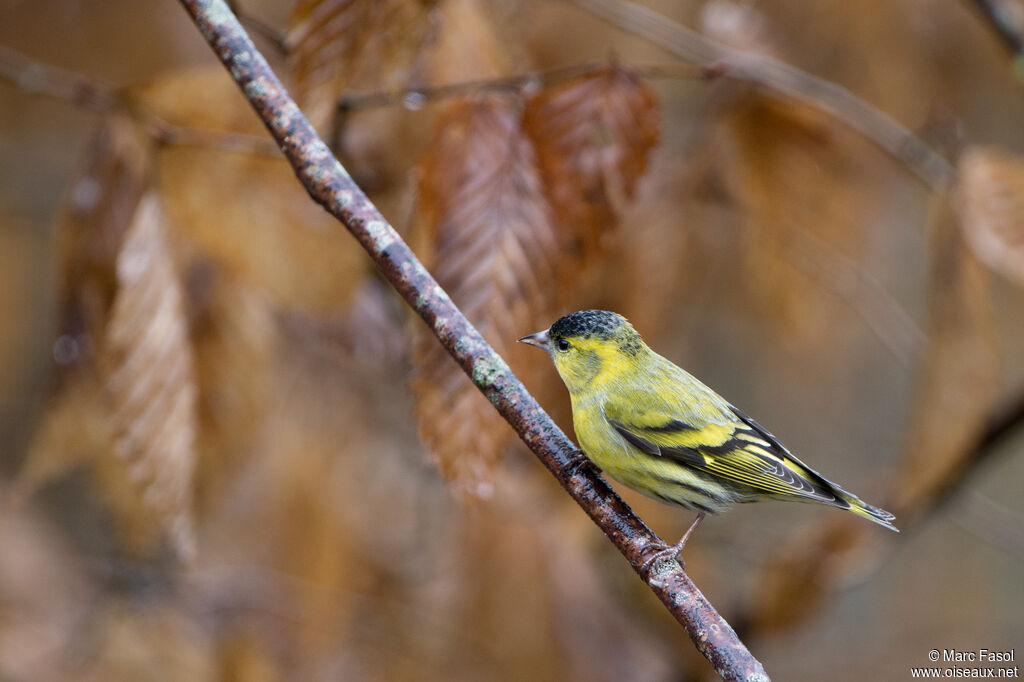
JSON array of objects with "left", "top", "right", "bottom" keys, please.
[{"left": 519, "top": 310, "right": 897, "bottom": 565}]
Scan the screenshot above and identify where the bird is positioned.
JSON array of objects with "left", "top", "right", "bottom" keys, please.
[{"left": 518, "top": 309, "right": 897, "bottom": 568}]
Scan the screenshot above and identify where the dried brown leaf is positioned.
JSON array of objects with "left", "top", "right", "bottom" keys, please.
[
  {"left": 698, "top": 94, "right": 882, "bottom": 348},
  {"left": 0, "top": 504, "right": 95, "bottom": 682},
  {"left": 524, "top": 67, "right": 659, "bottom": 265},
  {"left": 16, "top": 371, "right": 116, "bottom": 503},
  {"left": 217, "top": 630, "right": 282, "bottom": 682},
  {"left": 21, "top": 372, "right": 187, "bottom": 563},
  {"left": 18, "top": 114, "right": 155, "bottom": 520},
  {"left": 746, "top": 196, "right": 1000, "bottom": 635},
  {"left": 100, "top": 194, "right": 198, "bottom": 559},
  {"left": 412, "top": 98, "right": 559, "bottom": 497},
  {"left": 288, "top": 0, "right": 436, "bottom": 130},
  {"left": 70, "top": 605, "right": 213, "bottom": 682},
  {"left": 25, "top": 142, "right": 199, "bottom": 560},
  {"left": 956, "top": 146, "right": 1024, "bottom": 287},
  {"left": 54, "top": 114, "right": 155, "bottom": 358},
  {"left": 890, "top": 197, "right": 1000, "bottom": 514},
  {"left": 185, "top": 263, "right": 276, "bottom": 516},
  {"left": 427, "top": 0, "right": 510, "bottom": 84},
  {"left": 522, "top": 489, "right": 676, "bottom": 682},
  {"left": 277, "top": 279, "right": 407, "bottom": 368},
  {"left": 747, "top": 514, "right": 883, "bottom": 634},
  {"left": 597, "top": 156, "right": 696, "bottom": 337},
  {"left": 139, "top": 67, "right": 368, "bottom": 314}
]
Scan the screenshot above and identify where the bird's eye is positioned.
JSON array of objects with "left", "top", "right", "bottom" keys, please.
[{"left": 556, "top": 338, "right": 570, "bottom": 351}]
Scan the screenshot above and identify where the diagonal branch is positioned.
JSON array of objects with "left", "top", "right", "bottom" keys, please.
[{"left": 176, "top": 0, "right": 769, "bottom": 679}]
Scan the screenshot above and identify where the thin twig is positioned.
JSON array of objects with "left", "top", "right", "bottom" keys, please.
[
  {"left": 338, "top": 62, "right": 606, "bottom": 111},
  {"left": 0, "top": 42, "right": 279, "bottom": 157},
  {"left": 135, "top": 113, "right": 279, "bottom": 156},
  {"left": 332, "top": 60, "right": 702, "bottom": 150},
  {"left": 568, "top": 0, "right": 956, "bottom": 190},
  {"left": 0, "top": 43, "right": 119, "bottom": 111},
  {"left": 951, "top": 490, "right": 1024, "bottom": 562},
  {"left": 336, "top": 60, "right": 705, "bottom": 112},
  {"left": 176, "top": 1, "right": 770, "bottom": 679},
  {"left": 786, "top": 229, "right": 925, "bottom": 366}
]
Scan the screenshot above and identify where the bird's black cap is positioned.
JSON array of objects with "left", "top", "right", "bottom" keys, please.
[{"left": 549, "top": 310, "right": 629, "bottom": 341}]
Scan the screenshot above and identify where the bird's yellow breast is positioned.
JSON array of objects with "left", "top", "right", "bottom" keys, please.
[
  {"left": 563, "top": 341, "right": 656, "bottom": 476},
  {"left": 570, "top": 396, "right": 627, "bottom": 472}
]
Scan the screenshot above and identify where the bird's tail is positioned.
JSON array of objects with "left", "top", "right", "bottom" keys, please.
[{"left": 843, "top": 495, "right": 899, "bottom": 532}]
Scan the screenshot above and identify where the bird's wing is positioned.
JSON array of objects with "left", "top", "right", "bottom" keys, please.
[
  {"left": 606, "top": 415, "right": 708, "bottom": 467},
  {"left": 704, "top": 407, "right": 844, "bottom": 503},
  {"left": 606, "top": 401, "right": 844, "bottom": 505}
]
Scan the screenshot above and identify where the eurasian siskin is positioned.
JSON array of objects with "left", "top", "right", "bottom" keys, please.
[{"left": 519, "top": 309, "right": 897, "bottom": 564}]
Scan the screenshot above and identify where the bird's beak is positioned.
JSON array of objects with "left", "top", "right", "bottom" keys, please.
[{"left": 518, "top": 328, "right": 550, "bottom": 350}]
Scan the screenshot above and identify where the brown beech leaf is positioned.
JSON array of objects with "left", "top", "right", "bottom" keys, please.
[
  {"left": 25, "top": 153, "right": 199, "bottom": 559},
  {"left": 745, "top": 196, "right": 1000, "bottom": 635},
  {"left": 427, "top": 0, "right": 509, "bottom": 84},
  {"left": 54, "top": 114, "right": 155, "bottom": 358},
  {"left": 524, "top": 67, "right": 659, "bottom": 264},
  {"left": 695, "top": 94, "right": 885, "bottom": 350},
  {"left": 890, "top": 196, "right": 1000, "bottom": 516},
  {"left": 185, "top": 262, "right": 276, "bottom": 515},
  {"left": 16, "top": 372, "right": 117, "bottom": 507},
  {"left": 412, "top": 98, "right": 559, "bottom": 497},
  {"left": 288, "top": 0, "right": 436, "bottom": 131},
  {"left": 746, "top": 513, "right": 883, "bottom": 634},
  {"left": 956, "top": 146, "right": 1024, "bottom": 287},
  {"left": 0, "top": 504, "right": 96, "bottom": 682},
  {"left": 18, "top": 114, "right": 161, "bottom": 535},
  {"left": 136, "top": 67, "right": 368, "bottom": 315},
  {"left": 100, "top": 194, "right": 198, "bottom": 559}
]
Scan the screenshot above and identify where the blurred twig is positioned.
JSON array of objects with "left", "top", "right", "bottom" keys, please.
[
  {"left": 332, "top": 59, "right": 700, "bottom": 150},
  {"left": 336, "top": 59, "right": 704, "bottom": 112},
  {"left": 965, "top": 0, "right": 1024, "bottom": 64},
  {"left": 225, "top": 0, "right": 288, "bottom": 53},
  {"left": 568, "top": 0, "right": 956, "bottom": 190},
  {"left": 176, "top": 1, "right": 770, "bottom": 679},
  {"left": 952, "top": 490, "right": 1024, "bottom": 562},
  {"left": 0, "top": 43, "right": 279, "bottom": 156},
  {"left": 786, "top": 230, "right": 925, "bottom": 366},
  {"left": 137, "top": 117, "right": 279, "bottom": 156},
  {"left": 0, "top": 43, "right": 118, "bottom": 111},
  {"left": 906, "top": 387, "right": 1024, "bottom": 523}
]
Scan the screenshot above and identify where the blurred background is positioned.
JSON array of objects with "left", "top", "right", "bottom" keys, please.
[{"left": 2, "top": 0, "right": 1023, "bottom": 679}]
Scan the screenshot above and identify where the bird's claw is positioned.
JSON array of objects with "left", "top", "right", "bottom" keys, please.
[
  {"left": 638, "top": 513, "right": 705, "bottom": 577},
  {"left": 639, "top": 540, "right": 686, "bottom": 576}
]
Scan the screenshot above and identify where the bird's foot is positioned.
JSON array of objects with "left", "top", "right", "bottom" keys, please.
[
  {"left": 638, "top": 513, "right": 705, "bottom": 576},
  {"left": 639, "top": 540, "right": 687, "bottom": 575}
]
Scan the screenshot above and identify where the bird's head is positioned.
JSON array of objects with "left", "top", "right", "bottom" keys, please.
[{"left": 518, "top": 310, "right": 648, "bottom": 395}]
